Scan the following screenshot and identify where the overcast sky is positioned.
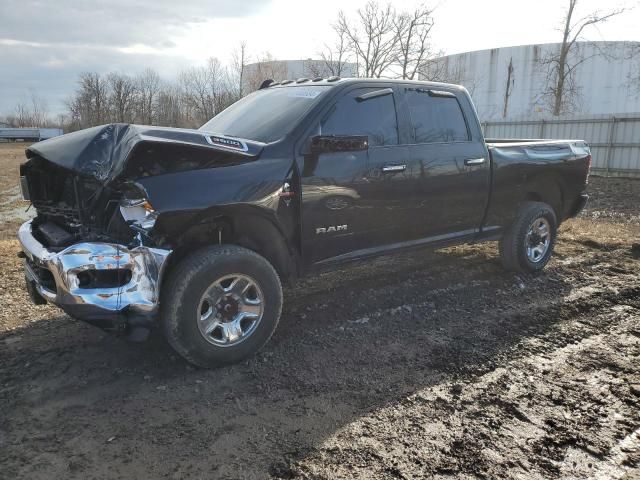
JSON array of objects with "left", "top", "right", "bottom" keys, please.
[{"left": 0, "top": 0, "right": 638, "bottom": 116}]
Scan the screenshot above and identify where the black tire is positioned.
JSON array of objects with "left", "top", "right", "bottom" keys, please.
[
  {"left": 161, "top": 245, "right": 283, "bottom": 368},
  {"left": 499, "top": 201, "right": 558, "bottom": 273}
]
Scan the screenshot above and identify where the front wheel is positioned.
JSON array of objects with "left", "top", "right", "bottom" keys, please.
[
  {"left": 161, "top": 245, "right": 283, "bottom": 368},
  {"left": 499, "top": 201, "right": 558, "bottom": 273}
]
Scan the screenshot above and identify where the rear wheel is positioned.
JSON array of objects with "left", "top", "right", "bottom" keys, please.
[
  {"left": 161, "top": 245, "right": 282, "bottom": 368},
  {"left": 499, "top": 201, "right": 557, "bottom": 273}
]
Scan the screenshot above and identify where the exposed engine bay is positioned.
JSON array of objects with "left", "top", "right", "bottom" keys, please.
[
  {"left": 22, "top": 154, "right": 144, "bottom": 250},
  {"left": 17, "top": 123, "right": 263, "bottom": 338},
  {"left": 20, "top": 124, "right": 260, "bottom": 253}
]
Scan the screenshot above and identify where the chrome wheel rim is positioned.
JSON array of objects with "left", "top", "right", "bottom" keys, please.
[
  {"left": 525, "top": 217, "right": 551, "bottom": 263},
  {"left": 197, "top": 274, "right": 264, "bottom": 347}
]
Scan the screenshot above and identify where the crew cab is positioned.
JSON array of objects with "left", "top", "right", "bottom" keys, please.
[{"left": 17, "top": 78, "right": 591, "bottom": 367}]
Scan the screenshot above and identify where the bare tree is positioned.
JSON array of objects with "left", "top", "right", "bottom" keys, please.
[
  {"left": 108, "top": 73, "right": 137, "bottom": 123},
  {"left": 156, "top": 84, "right": 187, "bottom": 128},
  {"left": 56, "top": 113, "right": 68, "bottom": 129},
  {"left": 393, "top": 4, "right": 435, "bottom": 80},
  {"left": 29, "top": 92, "right": 50, "bottom": 127},
  {"left": 68, "top": 72, "right": 109, "bottom": 128},
  {"left": 540, "top": 0, "right": 625, "bottom": 116},
  {"left": 14, "top": 102, "right": 32, "bottom": 127},
  {"left": 625, "top": 43, "right": 640, "bottom": 95},
  {"left": 180, "top": 57, "right": 230, "bottom": 125},
  {"left": 243, "top": 53, "right": 288, "bottom": 92},
  {"left": 419, "top": 56, "right": 478, "bottom": 97},
  {"left": 503, "top": 57, "right": 514, "bottom": 118},
  {"left": 337, "top": 1, "right": 398, "bottom": 77},
  {"left": 8, "top": 92, "right": 50, "bottom": 127},
  {"left": 136, "top": 68, "right": 161, "bottom": 124},
  {"left": 180, "top": 66, "right": 212, "bottom": 125},
  {"left": 230, "top": 41, "right": 248, "bottom": 100},
  {"left": 312, "top": 26, "right": 352, "bottom": 77}
]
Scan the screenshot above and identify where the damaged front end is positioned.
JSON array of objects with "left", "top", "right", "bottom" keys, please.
[
  {"left": 17, "top": 125, "right": 169, "bottom": 339},
  {"left": 17, "top": 124, "right": 262, "bottom": 339},
  {"left": 18, "top": 153, "right": 171, "bottom": 339},
  {"left": 19, "top": 223, "right": 170, "bottom": 340}
]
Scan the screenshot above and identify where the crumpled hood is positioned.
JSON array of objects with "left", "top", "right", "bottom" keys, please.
[{"left": 26, "top": 123, "right": 265, "bottom": 183}]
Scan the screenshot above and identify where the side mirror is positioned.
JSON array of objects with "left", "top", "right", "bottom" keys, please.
[{"left": 310, "top": 135, "right": 369, "bottom": 154}]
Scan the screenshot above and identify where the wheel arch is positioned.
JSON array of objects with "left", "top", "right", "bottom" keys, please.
[
  {"left": 165, "top": 206, "right": 299, "bottom": 282},
  {"left": 520, "top": 174, "right": 564, "bottom": 221}
]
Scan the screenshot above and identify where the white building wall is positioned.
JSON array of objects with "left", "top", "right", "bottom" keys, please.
[{"left": 425, "top": 42, "right": 640, "bottom": 121}]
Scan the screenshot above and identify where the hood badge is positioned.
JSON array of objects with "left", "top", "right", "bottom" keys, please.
[{"left": 205, "top": 135, "right": 248, "bottom": 152}]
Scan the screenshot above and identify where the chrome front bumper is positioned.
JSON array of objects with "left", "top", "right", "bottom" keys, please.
[{"left": 18, "top": 220, "right": 171, "bottom": 328}]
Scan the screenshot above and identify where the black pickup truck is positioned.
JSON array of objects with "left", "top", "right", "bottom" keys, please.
[{"left": 17, "top": 78, "right": 591, "bottom": 367}]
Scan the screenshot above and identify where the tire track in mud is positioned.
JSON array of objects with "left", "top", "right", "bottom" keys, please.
[
  {"left": 279, "top": 287, "right": 640, "bottom": 479},
  {"left": 266, "top": 244, "right": 640, "bottom": 478},
  {"left": 1, "top": 239, "right": 638, "bottom": 479},
  {"left": 284, "top": 241, "right": 633, "bottom": 323},
  {"left": 590, "top": 428, "right": 640, "bottom": 480}
]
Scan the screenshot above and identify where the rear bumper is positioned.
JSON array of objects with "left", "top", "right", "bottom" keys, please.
[
  {"left": 18, "top": 220, "right": 171, "bottom": 334},
  {"left": 568, "top": 193, "right": 589, "bottom": 218}
]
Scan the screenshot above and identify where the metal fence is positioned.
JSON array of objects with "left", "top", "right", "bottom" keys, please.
[{"left": 481, "top": 115, "right": 640, "bottom": 178}]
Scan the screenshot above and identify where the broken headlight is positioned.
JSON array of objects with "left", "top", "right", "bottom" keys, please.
[{"left": 119, "top": 197, "right": 157, "bottom": 230}]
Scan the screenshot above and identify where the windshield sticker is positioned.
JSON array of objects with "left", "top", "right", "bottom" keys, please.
[{"left": 288, "top": 88, "right": 322, "bottom": 99}]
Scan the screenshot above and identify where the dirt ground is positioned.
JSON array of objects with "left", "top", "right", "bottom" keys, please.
[{"left": 0, "top": 142, "right": 639, "bottom": 479}]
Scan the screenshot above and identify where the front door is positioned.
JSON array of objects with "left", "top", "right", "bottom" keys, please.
[{"left": 299, "top": 86, "right": 420, "bottom": 264}]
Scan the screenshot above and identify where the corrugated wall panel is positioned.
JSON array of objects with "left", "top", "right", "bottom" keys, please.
[
  {"left": 483, "top": 115, "right": 640, "bottom": 176},
  {"left": 612, "top": 146, "right": 638, "bottom": 171},
  {"left": 589, "top": 146, "right": 608, "bottom": 170},
  {"left": 426, "top": 42, "right": 640, "bottom": 120}
]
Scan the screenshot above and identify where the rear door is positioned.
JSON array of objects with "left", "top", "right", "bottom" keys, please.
[{"left": 397, "top": 86, "right": 490, "bottom": 239}]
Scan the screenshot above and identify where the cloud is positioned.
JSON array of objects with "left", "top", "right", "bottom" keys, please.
[
  {"left": 0, "top": 0, "right": 270, "bottom": 115},
  {"left": 0, "top": 0, "right": 266, "bottom": 47},
  {"left": 0, "top": 42, "right": 194, "bottom": 115}
]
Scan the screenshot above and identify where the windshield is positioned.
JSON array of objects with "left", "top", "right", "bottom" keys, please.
[{"left": 199, "top": 85, "right": 331, "bottom": 143}]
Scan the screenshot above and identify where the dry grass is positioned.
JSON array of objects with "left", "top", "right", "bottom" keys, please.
[
  {"left": 0, "top": 239, "right": 57, "bottom": 332},
  {"left": 0, "top": 142, "right": 33, "bottom": 239},
  {"left": 0, "top": 143, "right": 29, "bottom": 189},
  {"left": 561, "top": 218, "right": 640, "bottom": 247},
  {"left": 0, "top": 143, "right": 55, "bottom": 331}
]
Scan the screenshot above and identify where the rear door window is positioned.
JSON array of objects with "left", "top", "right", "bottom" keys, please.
[
  {"left": 405, "top": 90, "right": 469, "bottom": 143},
  {"left": 321, "top": 88, "right": 398, "bottom": 147}
]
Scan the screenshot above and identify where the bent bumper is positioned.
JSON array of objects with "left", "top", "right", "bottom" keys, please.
[{"left": 18, "top": 220, "right": 171, "bottom": 333}]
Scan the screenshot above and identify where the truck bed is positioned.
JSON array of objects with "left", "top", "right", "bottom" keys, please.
[
  {"left": 485, "top": 138, "right": 590, "bottom": 169},
  {"left": 485, "top": 138, "right": 588, "bottom": 148},
  {"left": 483, "top": 138, "right": 591, "bottom": 228}
]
